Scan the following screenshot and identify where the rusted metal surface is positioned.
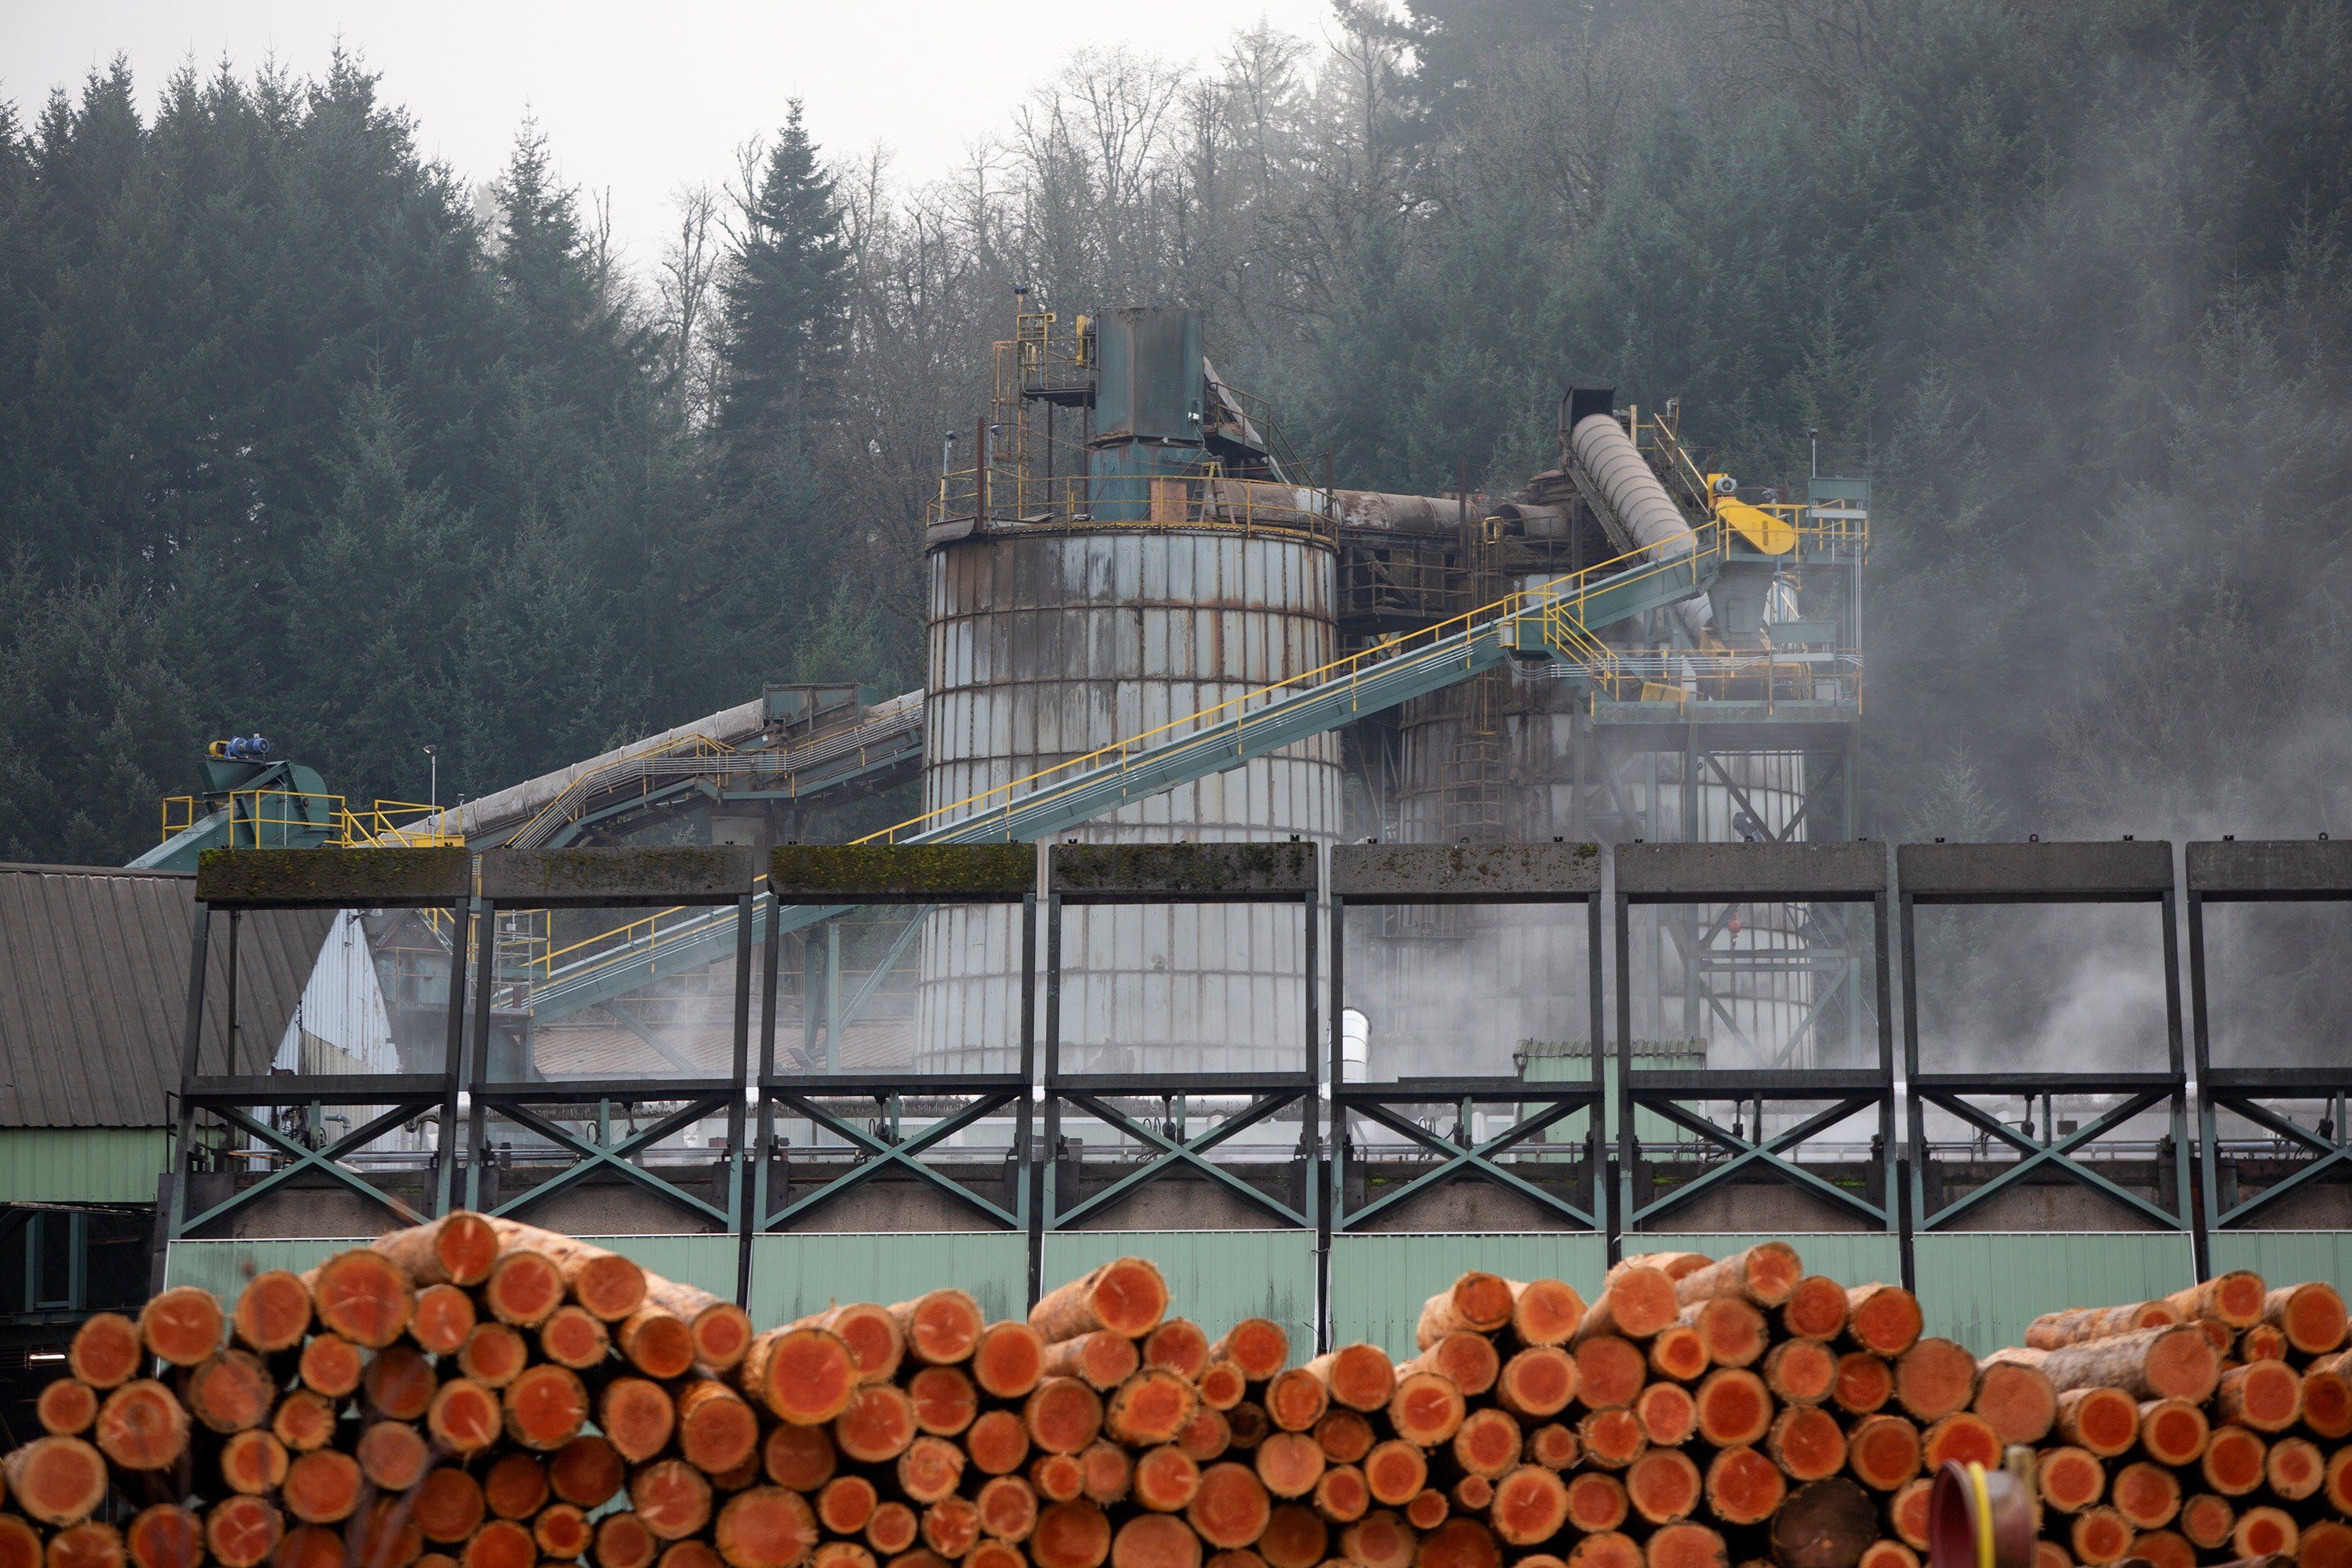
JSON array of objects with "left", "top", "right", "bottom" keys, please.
[
  {"left": 194, "top": 846, "right": 471, "bottom": 908},
  {"left": 478, "top": 846, "right": 754, "bottom": 906},
  {"left": 919, "top": 527, "right": 1341, "bottom": 1076}
]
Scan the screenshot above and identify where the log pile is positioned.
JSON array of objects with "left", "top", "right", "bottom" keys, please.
[{"left": 1, "top": 1221, "right": 2346, "bottom": 1568}]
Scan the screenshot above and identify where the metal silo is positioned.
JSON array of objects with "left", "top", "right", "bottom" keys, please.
[{"left": 914, "top": 307, "right": 1343, "bottom": 1076}]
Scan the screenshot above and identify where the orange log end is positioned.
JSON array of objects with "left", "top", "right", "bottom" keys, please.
[
  {"left": 681, "top": 1385, "right": 761, "bottom": 1475},
  {"left": 1451, "top": 1408, "right": 1523, "bottom": 1477},
  {"left": 1528, "top": 1423, "right": 1580, "bottom": 1471},
  {"left": 1693, "top": 1369, "right": 1770, "bottom": 1447},
  {"left": 361, "top": 1342, "right": 436, "bottom": 1420},
  {"left": 533, "top": 1504, "right": 594, "bottom": 1561},
  {"left": 1921, "top": 1414, "right": 2000, "bottom": 1475},
  {"left": 977, "top": 1474, "right": 1040, "bottom": 1541},
  {"left": 975, "top": 1321, "right": 1047, "bottom": 1399},
  {"left": 1313, "top": 1463, "right": 1368, "bottom": 1523},
  {"left": 431, "top": 1210, "right": 501, "bottom": 1285},
  {"left": 1573, "top": 1337, "right": 1642, "bottom": 1410},
  {"left": 67, "top": 1314, "right": 143, "bottom": 1390},
  {"left": 763, "top": 1421, "right": 839, "bottom": 1491},
  {"left": 896, "top": 1435, "right": 968, "bottom": 1504},
  {"left": 1387, "top": 1373, "right": 1465, "bottom": 1447},
  {"left": 1189, "top": 1463, "right": 1272, "bottom": 1550},
  {"left": 1892, "top": 1339, "right": 1974, "bottom": 1422},
  {"left": 1362, "top": 1441, "right": 1427, "bottom": 1506},
  {"left": 1690, "top": 1299, "right": 1766, "bottom": 1369},
  {"left": 1565, "top": 1533, "right": 1641, "bottom": 1568},
  {"left": 902, "top": 1289, "right": 987, "bottom": 1365},
  {"left": 2199, "top": 1425, "right": 2265, "bottom": 1495},
  {"left": 1257, "top": 1504, "right": 1325, "bottom": 1568},
  {"left": 1033, "top": 1502, "right": 1114, "bottom": 1568},
  {"left": 717, "top": 1486, "right": 819, "bottom": 1568},
  {"left": 307, "top": 1252, "right": 413, "bottom": 1348},
  {"left": 2071, "top": 1508, "right": 2130, "bottom": 1566},
  {"left": 539, "top": 1304, "right": 610, "bottom": 1369},
  {"left": 569, "top": 1250, "right": 647, "bottom": 1322},
  {"left": 1254, "top": 1432, "right": 1324, "bottom": 1500},
  {"left": 355, "top": 1419, "right": 430, "bottom": 1491},
  {"left": 456, "top": 1322, "right": 526, "bottom": 1388},
  {"left": 633, "top": 1459, "right": 717, "bottom": 1541},
  {"left": 281, "top": 1450, "right": 362, "bottom": 1525},
  {"left": 1403, "top": 1490, "right": 1448, "bottom": 1532},
  {"left": 1323, "top": 1345, "right": 1396, "bottom": 1413},
  {"left": 1113, "top": 1515, "right": 1204, "bottom": 1568},
  {"left": 217, "top": 1429, "right": 287, "bottom": 1496},
  {"left": 201, "top": 1498, "right": 281, "bottom": 1568},
  {"left": 1765, "top": 1338, "right": 1836, "bottom": 1406},
  {"left": 409, "top": 1282, "right": 476, "bottom": 1356},
  {"left": 2266, "top": 1434, "right": 2322, "bottom": 1498},
  {"left": 93, "top": 1381, "right": 189, "bottom": 1472},
  {"left": 37, "top": 1377, "right": 98, "bottom": 1436},
  {"left": 1511, "top": 1279, "right": 1586, "bottom": 1347},
  {"left": 7, "top": 1435, "right": 108, "bottom": 1525},
  {"left": 756, "top": 1327, "right": 857, "bottom": 1425},
  {"left": 140, "top": 1287, "right": 225, "bottom": 1367},
  {"left": 1647, "top": 1327, "right": 1708, "bottom": 1384},
  {"left": 413, "top": 1468, "right": 486, "bottom": 1544},
  {"left": 462, "top": 1519, "right": 535, "bottom": 1568},
  {"left": 1490, "top": 1465, "right": 1570, "bottom": 1545},
  {"left": 1198, "top": 1360, "right": 1247, "bottom": 1410},
  {"left": 125, "top": 1506, "right": 201, "bottom": 1568},
  {"left": 1699, "top": 1446, "right": 1780, "bottom": 1526},
  {"left": 866, "top": 1503, "right": 920, "bottom": 1556},
  {"left": 1769, "top": 1404, "right": 1846, "bottom": 1482},
  {"left": 1635, "top": 1381, "right": 1696, "bottom": 1447},
  {"left": 1415, "top": 1518, "right": 1501, "bottom": 1568},
  {"left": 1577, "top": 1408, "right": 1645, "bottom": 1469},
  {"left": 1846, "top": 1287, "right": 1922, "bottom": 1356},
  {"left": 2128, "top": 1531, "right": 2193, "bottom": 1568},
  {"left": 1831, "top": 1352, "right": 1892, "bottom": 1416},
  {"left": 1428, "top": 1332, "right": 1499, "bottom": 1397},
  {"left": 2234, "top": 1506, "right": 2299, "bottom": 1561},
  {"left": 426, "top": 1376, "right": 501, "bottom": 1455},
  {"left": 2037, "top": 1447, "right": 2105, "bottom": 1513},
  {"left": 909, "top": 1366, "right": 979, "bottom": 1436},
  {"left": 1265, "top": 1369, "right": 1329, "bottom": 1432},
  {"left": 1027, "top": 1376, "right": 1105, "bottom": 1454},
  {"left": 2137, "top": 1398, "right": 2209, "bottom": 1466},
  {"left": 231, "top": 1270, "right": 311, "bottom": 1352},
  {"left": 1781, "top": 1277, "right": 1849, "bottom": 1342},
  {"left": 1498, "top": 1346, "right": 1577, "bottom": 1418},
  {"left": 1313, "top": 1409, "right": 1374, "bottom": 1464},
  {"left": 481, "top": 1454, "right": 549, "bottom": 1519},
  {"left": 620, "top": 1308, "right": 697, "bottom": 1380},
  {"left": 969, "top": 1408, "right": 1033, "bottom": 1475},
  {"left": 1845, "top": 1414, "right": 1922, "bottom": 1492},
  {"left": 2300, "top": 1521, "right": 2352, "bottom": 1568},
  {"left": 1145, "top": 1319, "right": 1210, "bottom": 1379},
  {"left": 2111, "top": 1461, "right": 2180, "bottom": 1530},
  {"left": 1969, "top": 1362, "right": 2053, "bottom": 1444},
  {"left": 1637, "top": 1523, "right": 1731, "bottom": 1568},
  {"left": 46, "top": 1522, "right": 124, "bottom": 1568},
  {"left": 1599, "top": 1269, "right": 1678, "bottom": 1339},
  {"left": 1565, "top": 1472, "right": 1628, "bottom": 1533},
  {"left": 1343, "top": 1512, "right": 1417, "bottom": 1568},
  {"left": 1212, "top": 1319, "right": 1290, "bottom": 1382},
  {"left": 549, "top": 1434, "right": 625, "bottom": 1509},
  {"left": 1136, "top": 1444, "right": 1203, "bottom": 1512},
  {"left": 822, "top": 1476, "right": 880, "bottom": 1537},
  {"left": 484, "top": 1250, "right": 564, "bottom": 1328},
  {"left": 836, "top": 1383, "right": 919, "bottom": 1463},
  {"left": 502, "top": 1363, "right": 590, "bottom": 1450},
  {"left": 695, "top": 1302, "right": 757, "bottom": 1371}
]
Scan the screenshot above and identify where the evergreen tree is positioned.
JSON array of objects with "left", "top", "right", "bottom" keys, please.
[{"left": 716, "top": 102, "right": 848, "bottom": 499}]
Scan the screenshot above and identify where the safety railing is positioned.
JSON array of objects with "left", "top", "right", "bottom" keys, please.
[
  {"left": 929, "top": 460, "right": 1335, "bottom": 543},
  {"left": 160, "top": 789, "right": 465, "bottom": 851},
  {"left": 502, "top": 732, "right": 738, "bottom": 849},
  {"left": 865, "top": 515, "right": 1733, "bottom": 846}
]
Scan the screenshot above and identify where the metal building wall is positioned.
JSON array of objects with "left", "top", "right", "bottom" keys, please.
[{"left": 919, "top": 528, "right": 1343, "bottom": 1073}]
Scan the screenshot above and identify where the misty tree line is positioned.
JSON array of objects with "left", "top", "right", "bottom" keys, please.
[{"left": 2, "top": 0, "right": 2348, "bottom": 949}]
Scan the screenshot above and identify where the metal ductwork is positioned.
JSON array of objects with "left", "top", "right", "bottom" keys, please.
[{"left": 1566, "top": 412, "right": 1697, "bottom": 562}]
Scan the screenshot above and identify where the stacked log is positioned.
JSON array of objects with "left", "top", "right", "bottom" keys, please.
[
  {"left": 1988, "top": 1272, "right": 2352, "bottom": 1568},
  {"left": 2, "top": 1221, "right": 2347, "bottom": 1568}
]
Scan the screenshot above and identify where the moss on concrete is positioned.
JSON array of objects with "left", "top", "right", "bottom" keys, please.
[
  {"left": 771, "top": 843, "right": 1034, "bottom": 898},
  {"left": 196, "top": 846, "right": 470, "bottom": 906}
]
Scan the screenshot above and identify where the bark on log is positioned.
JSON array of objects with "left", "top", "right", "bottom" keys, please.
[
  {"left": 2161, "top": 1272, "right": 2267, "bottom": 1330},
  {"left": 1676, "top": 1244, "right": 1802, "bottom": 1309},
  {"left": 1415, "top": 1274, "right": 1514, "bottom": 1348},
  {"left": 2025, "top": 1301, "right": 2180, "bottom": 1350},
  {"left": 1573, "top": 1269, "right": 1679, "bottom": 1344},
  {"left": 1031, "top": 1262, "right": 1167, "bottom": 1344},
  {"left": 2260, "top": 1281, "right": 2347, "bottom": 1356},
  {"left": 1843, "top": 1287, "right": 1923, "bottom": 1356}
]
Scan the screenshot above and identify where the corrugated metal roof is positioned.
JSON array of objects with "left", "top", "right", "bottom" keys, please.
[{"left": 0, "top": 863, "right": 330, "bottom": 1128}]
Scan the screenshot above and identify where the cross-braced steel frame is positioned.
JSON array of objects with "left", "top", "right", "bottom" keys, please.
[
  {"left": 1325, "top": 843, "right": 1607, "bottom": 1292},
  {"left": 1613, "top": 841, "right": 1900, "bottom": 1269},
  {"left": 158, "top": 848, "right": 476, "bottom": 1290},
  {"left": 2187, "top": 838, "right": 2352, "bottom": 1265},
  {"left": 1900, "top": 840, "right": 2195, "bottom": 1265},
  {"left": 1042, "top": 842, "right": 1322, "bottom": 1306}
]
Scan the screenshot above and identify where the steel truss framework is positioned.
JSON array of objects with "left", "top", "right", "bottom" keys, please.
[
  {"left": 1899, "top": 840, "right": 2195, "bottom": 1268},
  {"left": 162, "top": 839, "right": 2347, "bottom": 1319},
  {"left": 1615, "top": 842, "right": 1899, "bottom": 1264},
  {"left": 2187, "top": 839, "right": 2352, "bottom": 1266}
]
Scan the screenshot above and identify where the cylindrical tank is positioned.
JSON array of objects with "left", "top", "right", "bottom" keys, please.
[{"left": 917, "top": 525, "right": 1343, "bottom": 1074}]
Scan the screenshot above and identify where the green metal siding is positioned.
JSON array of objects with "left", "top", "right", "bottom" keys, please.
[
  {"left": 1911, "top": 1232, "right": 2197, "bottom": 1352},
  {"left": 169, "top": 1234, "right": 739, "bottom": 1299},
  {"left": 748, "top": 1233, "right": 1029, "bottom": 1327},
  {"left": 0, "top": 1129, "right": 168, "bottom": 1201},
  {"left": 1329, "top": 1233, "right": 1609, "bottom": 1357},
  {"left": 1044, "top": 1232, "right": 1316, "bottom": 1355},
  {"left": 2208, "top": 1230, "right": 2352, "bottom": 1283}
]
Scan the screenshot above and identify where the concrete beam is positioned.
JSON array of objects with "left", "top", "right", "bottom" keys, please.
[
  {"left": 1330, "top": 842, "right": 1600, "bottom": 902},
  {"left": 1898, "top": 840, "right": 2172, "bottom": 902},
  {"left": 1615, "top": 841, "right": 1886, "bottom": 902},
  {"left": 479, "top": 846, "right": 754, "bottom": 907},
  {"left": 2186, "top": 838, "right": 2352, "bottom": 900},
  {"left": 770, "top": 844, "right": 1034, "bottom": 904},
  {"left": 196, "top": 846, "right": 471, "bottom": 909},
  {"left": 1051, "top": 841, "right": 1316, "bottom": 901}
]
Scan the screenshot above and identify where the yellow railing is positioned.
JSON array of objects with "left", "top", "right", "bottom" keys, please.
[
  {"left": 503, "top": 732, "right": 736, "bottom": 848},
  {"left": 159, "top": 789, "right": 464, "bottom": 851},
  {"left": 341, "top": 800, "right": 464, "bottom": 849},
  {"left": 862, "top": 517, "right": 1733, "bottom": 847}
]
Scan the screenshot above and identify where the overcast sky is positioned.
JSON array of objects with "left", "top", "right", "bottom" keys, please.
[{"left": 4, "top": 0, "right": 1341, "bottom": 272}]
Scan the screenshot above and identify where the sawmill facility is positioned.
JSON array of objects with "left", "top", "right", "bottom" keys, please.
[{"left": 2, "top": 304, "right": 2343, "bottom": 1442}]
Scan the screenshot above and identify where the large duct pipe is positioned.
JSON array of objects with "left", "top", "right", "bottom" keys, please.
[{"left": 1566, "top": 413, "right": 1697, "bottom": 561}]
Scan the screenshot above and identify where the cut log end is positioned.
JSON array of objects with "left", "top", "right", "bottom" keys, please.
[
  {"left": 484, "top": 1249, "right": 565, "bottom": 1329},
  {"left": 975, "top": 1320, "right": 1047, "bottom": 1399},
  {"left": 231, "top": 1270, "right": 311, "bottom": 1352},
  {"left": 1210, "top": 1319, "right": 1291, "bottom": 1381},
  {"left": 1844, "top": 1415, "right": 1922, "bottom": 1494},
  {"left": 305, "top": 1250, "right": 414, "bottom": 1348},
  {"left": 1970, "top": 1360, "right": 2055, "bottom": 1444},
  {"left": 1387, "top": 1372, "right": 1465, "bottom": 1448},
  {"left": 1768, "top": 1479, "right": 1875, "bottom": 1568},
  {"left": 5, "top": 1436, "right": 109, "bottom": 1526},
  {"left": 140, "top": 1287, "right": 226, "bottom": 1367},
  {"left": 1782, "top": 1276, "right": 1850, "bottom": 1342},
  {"left": 1699, "top": 1446, "right": 1781, "bottom": 1526},
  {"left": 1574, "top": 1336, "right": 1644, "bottom": 1410},
  {"left": 632, "top": 1459, "right": 717, "bottom": 1541},
  {"left": 1846, "top": 1285, "right": 1923, "bottom": 1356},
  {"left": 837, "top": 1382, "right": 920, "bottom": 1464},
  {"left": 1509, "top": 1279, "right": 1586, "bottom": 1346},
  {"left": 1893, "top": 1339, "right": 1976, "bottom": 1422},
  {"left": 1693, "top": 1368, "right": 1771, "bottom": 1447},
  {"left": 2111, "top": 1461, "right": 2181, "bottom": 1530},
  {"left": 2034, "top": 1446, "right": 2106, "bottom": 1513},
  {"left": 1034, "top": 1501, "right": 1116, "bottom": 1568},
  {"left": 1643, "top": 1523, "right": 1729, "bottom": 1568},
  {"left": 36, "top": 1377, "right": 99, "bottom": 1436},
  {"left": 1832, "top": 1352, "right": 1893, "bottom": 1416},
  {"left": 67, "top": 1314, "right": 143, "bottom": 1390},
  {"left": 716, "top": 1486, "right": 819, "bottom": 1568},
  {"left": 1565, "top": 1472, "right": 1629, "bottom": 1534},
  {"left": 749, "top": 1325, "right": 858, "bottom": 1425},
  {"left": 1766, "top": 1403, "right": 1847, "bottom": 1482},
  {"left": 1257, "top": 1506, "right": 1326, "bottom": 1568},
  {"left": 93, "top": 1380, "right": 190, "bottom": 1472},
  {"left": 2200, "top": 1425, "right": 2267, "bottom": 1496},
  {"left": 1497, "top": 1346, "right": 1577, "bottom": 1419}
]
